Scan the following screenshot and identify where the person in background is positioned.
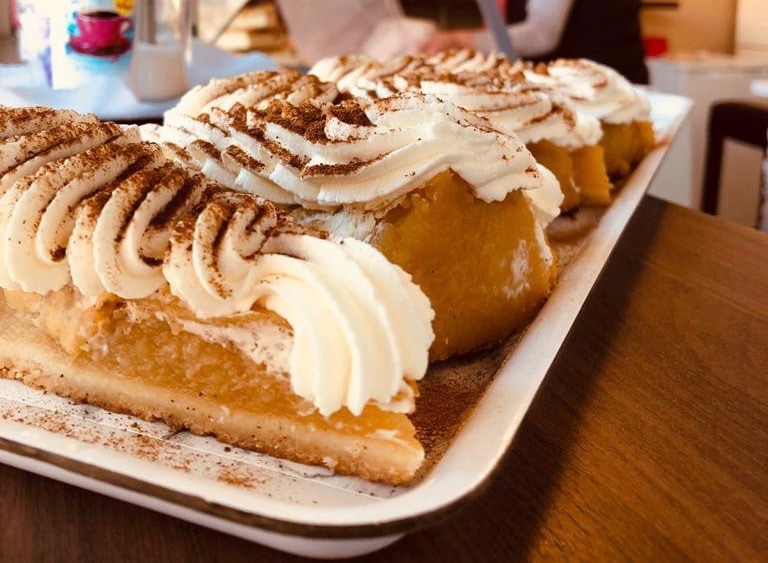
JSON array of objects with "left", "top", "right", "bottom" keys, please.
[
  {"left": 420, "top": 0, "right": 649, "bottom": 84},
  {"left": 276, "top": 0, "right": 436, "bottom": 64}
]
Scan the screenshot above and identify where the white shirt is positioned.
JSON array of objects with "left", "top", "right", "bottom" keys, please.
[
  {"left": 475, "top": 0, "right": 576, "bottom": 57},
  {"left": 277, "top": 0, "right": 435, "bottom": 63}
]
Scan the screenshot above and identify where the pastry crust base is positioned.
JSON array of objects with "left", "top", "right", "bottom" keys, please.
[{"left": 0, "top": 301, "right": 424, "bottom": 485}]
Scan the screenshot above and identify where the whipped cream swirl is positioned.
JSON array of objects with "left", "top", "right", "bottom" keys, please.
[
  {"left": 424, "top": 48, "right": 512, "bottom": 74},
  {"left": 0, "top": 106, "right": 85, "bottom": 138},
  {"left": 167, "top": 70, "right": 339, "bottom": 120},
  {"left": 165, "top": 190, "right": 433, "bottom": 415},
  {"left": 0, "top": 125, "right": 141, "bottom": 292},
  {"left": 156, "top": 92, "right": 561, "bottom": 218},
  {"left": 310, "top": 52, "right": 603, "bottom": 148},
  {"left": 0, "top": 114, "right": 119, "bottom": 192},
  {"left": 0, "top": 106, "right": 435, "bottom": 416},
  {"left": 307, "top": 55, "right": 376, "bottom": 94},
  {"left": 415, "top": 78, "right": 601, "bottom": 148},
  {"left": 522, "top": 59, "right": 651, "bottom": 124},
  {"left": 68, "top": 160, "right": 207, "bottom": 299}
]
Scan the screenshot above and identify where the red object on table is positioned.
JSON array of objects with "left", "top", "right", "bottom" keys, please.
[{"left": 644, "top": 36, "right": 668, "bottom": 57}]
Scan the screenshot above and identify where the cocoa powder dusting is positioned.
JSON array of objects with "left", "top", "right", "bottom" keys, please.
[
  {"left": 149, "top": 170, "right": 203, "bottom": 230},
  {"left": 259, "top": 100, "right": 327, "bottom": 141},
  {"left": 261, "top": 138, "right": 309, "bottom": 170},
  {"left": 302, "top": 155, "right": 382, "bottom": 178},
  {"left": 411, "top": 337, "right": 518, "bottom": 477},
  {"left": 0, "top": 106, "right": 59, "bottom": 133},
  {"left": 223, "top": 145, "right": 265, "bottom": 173},
  {"left": 190, "top": 140, "right": 220, "bottom": 160},
  {"left": 327, "top": 103, "right": 373, "bottom": 127}
]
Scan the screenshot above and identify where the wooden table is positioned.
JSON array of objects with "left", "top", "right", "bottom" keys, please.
[{"left": 1, "top": 196, "right": 766, "bottom": 561}]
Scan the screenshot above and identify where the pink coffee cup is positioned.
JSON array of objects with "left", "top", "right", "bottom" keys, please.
[{"left": 75, "top": 10, "right": 131, "bottom": 49}]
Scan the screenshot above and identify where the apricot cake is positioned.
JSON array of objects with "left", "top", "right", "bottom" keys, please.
[
  {"left": 0, "top": 105, "right": 436, "bottom": 484},
  {"left": 310, "top": 51, "right": 610, "bottom": 210},
  {"left": 520, "top": 58, "right": 655, "bottom": 179},
  {"left": 144, "top": 91, "right": 562, "bottom": 360}
]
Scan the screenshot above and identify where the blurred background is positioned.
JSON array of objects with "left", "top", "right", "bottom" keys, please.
[
  {"left": 203, "top": 0, "right": 768, "bottom": 229},
  {"left": 1, "top": 0, "right": 767, "bottom": 229}
]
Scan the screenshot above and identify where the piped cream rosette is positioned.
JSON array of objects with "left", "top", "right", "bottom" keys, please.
[
  {"left": 167, "top": 70, "right": 339, "bottom": 122},
  {"left": 309, "top": 52, "right": 603, "bottom": 149},
  {"left": 147, "top": 91, "right": 563, "bottom": 228},
  {"left": 344, "top": 50, "right": 650, "bottom": 125},
  {"left": 0, "top": 105, "right": 434, "bottom": 417},
  {"left": 163, "top": 190, "right": 434, "bottom": 416},
  {"left": 520, "top": 58, "right": 651, "bottom": 124}
]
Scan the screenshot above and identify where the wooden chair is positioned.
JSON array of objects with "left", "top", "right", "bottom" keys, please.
[{"left": 701, "top": 100, "right": 768, "bottom": 229}]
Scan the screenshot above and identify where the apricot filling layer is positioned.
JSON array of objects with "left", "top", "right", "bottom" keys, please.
[
  {"left": 527, "top": 141, "right": 614, "bottom": 210},
  {"left": 527, "top": 140, "right": 580, "bottom": 212},
  {"left": 571, "top": 144, "right": 613, "bottom": 206},
  {"left": 600, "top": 121, "right": 655, "bottom": 178},
  {"left": 371, "top": 170, "right": 555, "bottom": 361},
  {"left": 1, "top": 288, "right": 421, "bottom": 483}
]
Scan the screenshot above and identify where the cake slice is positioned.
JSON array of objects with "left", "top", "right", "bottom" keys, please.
[
  {"left": 0, "top": 105, "right": 434, "bottom": 484},
  {"left": 520, "top": 58, "right": 655, "bottom": 179},
  {"left": 148, "top": 91, "right": 563, "bottom": 360},
  {"left": 309, "top": 50, "right": 612, "bottom": 210}
]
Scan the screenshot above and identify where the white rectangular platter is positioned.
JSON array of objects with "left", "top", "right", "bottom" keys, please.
[{"left": 0, "top": 92, "right": 691, "bottom": 559}]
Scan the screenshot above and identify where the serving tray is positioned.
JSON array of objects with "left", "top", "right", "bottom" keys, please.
[{"left": 0, "top": 92, "right": 691, "bottom": 559}]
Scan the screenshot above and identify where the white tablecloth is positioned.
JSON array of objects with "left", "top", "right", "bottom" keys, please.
[{"left": 0, "top": 40, "right": 276, "bottom": 121}]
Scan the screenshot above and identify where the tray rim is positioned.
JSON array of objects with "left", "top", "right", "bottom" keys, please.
[{"left": 0, "top": 92, "right": 693, "bottom": 540}]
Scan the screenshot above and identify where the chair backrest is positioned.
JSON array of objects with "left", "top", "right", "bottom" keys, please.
[
  {"left": 702, "top": 100, "right": 768, "bottom": 230},
  {"left": 762, "top": 139, "right": 768, "bottom": 231}
]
